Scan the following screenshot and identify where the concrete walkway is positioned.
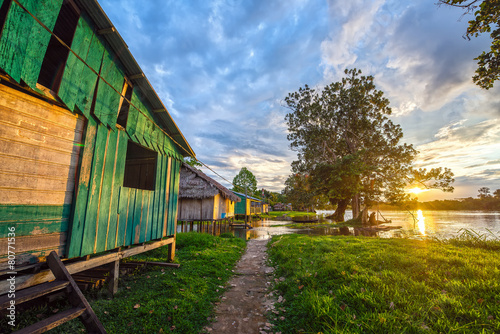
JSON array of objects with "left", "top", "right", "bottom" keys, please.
[{"left": 206, "top": 239, "right": 275, "bottom": 334}]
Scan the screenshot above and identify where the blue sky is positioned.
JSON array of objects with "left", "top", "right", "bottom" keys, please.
[{"left": 99, "top": 0, "right": 500, "bottom": 201}]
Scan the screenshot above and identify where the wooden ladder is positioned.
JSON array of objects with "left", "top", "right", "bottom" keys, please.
[{"left": 0, "top": 251, "right": 106, "bottom": 333}]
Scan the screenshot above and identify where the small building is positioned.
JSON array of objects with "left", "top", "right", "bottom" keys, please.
[
  {"left": 178, "top": 163, "right": 240, "bottom": 221},
  {"left": 0, "top": 0, "right": 194, "bottom": 294},
  {"left": 233, "top": 191, "right": 264, "bottom": 216}
]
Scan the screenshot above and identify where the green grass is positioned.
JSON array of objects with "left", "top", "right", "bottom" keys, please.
[
  {"left": 1, "top": 233, "right": 246, "bottom": 334},
  {"left": 267, "top": 234, "right": 500, "bottom": 333},
  {"left": 263, "top": 211, "right": 318, "bottom": 219}
]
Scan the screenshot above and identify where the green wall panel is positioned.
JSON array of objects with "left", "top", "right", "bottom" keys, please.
[
  {"left": 59, "top": 14, "right": 93, "bottom": 111},
  {"left": 0, "top": 0, "right": 38, "bottom": 82},
  {"left": 0, "top": 204, "right": 71, "bottom": 236},
  {"left": 94, "top": 48, "right": 123, "bottom": 127},
  {"left": 20, "top": 0, "right": 63, "bottom": 88},
  {"left": 67, "top": 116, "right": 98, "bottom": 258}
]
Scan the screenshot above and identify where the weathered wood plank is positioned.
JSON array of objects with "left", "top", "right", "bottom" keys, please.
[
  {"left": 116, "top": 187, "right": 129, "bottom": 248},
  {"left": 58, "top": 14, "right": 93, "bottom": 112},
  {"left": 0, "top": 204, "right": 71, "bottom": 222},
  {"left": 0, "top": 219, "right": 68, "bottom": 236},
  {"left": 0, "top": 189, "right": 72, "bottom": 205},
  {"left": 0, "top": 232, "right": 66, "bottom": 255},
  {"left": 0, "top": 84, "right": 83, "bottom": 130},
  {"left": 151, "top": 154, "right": 162, "bottom": 240},
  {"left": 0, "top": 0, "right": 37, "bottom": 82},
  {"left": 67, "top": 117, "right": 98, "bottom": 258},
  {"left": 125, "top": 188, "right": 136, "bottom": 246},
  {"left": 0, "top": 280, "right": 69, "bottom": 310},
  {"left": 0, "top": 171, "right": 75, "bottom": 191},
  {"left": 0, "top": 237, "right": 174, "bottom": 294},
  {"left": 163, "top": 157, "right": 172, "bottom": 237},
  {"left": 111, "top": 132, "right": 128, "bottom": 248},
  {"left": 105, "top": 131, "right": 123, "bottom": 250},
  {"left": 0, "top": 154, "right": 76, "bottom": 179},
  {"left": 80, "top": 125, "right": 108, "bottom": 256},
  {"left": 13, "top": 306, "right": 87, "bottom": 334},
  {"left": 20, "top": 0, "right": 63, "bottom": 88},
  {"left": 94, "top": 129, "right": 116, "bottom": 253},
  {"left": 132, "top": 189, "right": 143, "bottom": 245}
]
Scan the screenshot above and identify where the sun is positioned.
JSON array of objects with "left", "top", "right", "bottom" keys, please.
[{"left": 408, "top": 187, "right": 427, "bottom": 195}]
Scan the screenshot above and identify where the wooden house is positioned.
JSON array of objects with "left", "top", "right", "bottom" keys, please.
[
  {"left": 233, "top": 191, "right": 264, "bottom": 216},
  {"left": 178, "top": 163, "right": 240, "bottom": 221},
  {"left": 0, "top": 0, "right": 195, "bottom": 293}
]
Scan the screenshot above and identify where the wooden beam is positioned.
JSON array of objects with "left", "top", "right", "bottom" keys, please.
[
  {"left": 126, "top": 261, "right": 180, "bottom": 268},
  {"left": 46, "top": 252, "right": 106, "bottom": 333},
  {"left": 0, "top": 237, "right": 174, "bottom": 295},
  {"left": 97, "top": 27, "right": 116, "bottom": 35},
  {"left": 153, "top": 108, "right": 165, "bottom": 113},
  {"left": 129, "top": 73, "right": 145, "bottom": 80}
]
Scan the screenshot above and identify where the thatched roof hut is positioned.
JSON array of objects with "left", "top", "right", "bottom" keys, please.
[
  {"left": 178, "top": 163, "right": 240, "bottom": 221},
  {"left": 180, "top": 163, "right": 240, "bottom": 202}
]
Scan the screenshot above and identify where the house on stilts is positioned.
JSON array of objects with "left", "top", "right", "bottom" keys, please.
[
  {"left": 178, "top": 163, "right": 240, "bottom": 223},
  {"left": 0, "top": 0, "right": 195, "bottom": 309},
  {"left": 232, "top": 191, "right": 264, "bottom": 217}
]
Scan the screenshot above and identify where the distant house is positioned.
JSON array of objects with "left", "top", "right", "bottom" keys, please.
[
  {"left": 233, "top": 192, "right": 264, "bottom": 216},
  {"left": 0, "top": 0, "right": 194, "bottom": 292},
  {"left": 178, "top": 163, "right": 240, "bottom": 221},
  {"left": 273, "top": 203, "right": 292, "bottom": 211}
]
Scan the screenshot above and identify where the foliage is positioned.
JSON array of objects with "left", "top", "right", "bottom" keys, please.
[
  {"left": 478, "top": 186, "right": 492, "bottom": 198},
  {"left": 1, "top": 233, "right": 246, "bottom": 333},
  {"left": 438, "top": 228, "right": 500, "bottom": 251},
  {"left": 232, "top": 167, "right": 258, "bottom": 196},
  {"left": 283, "top": 173, "right": 326, "bottom": 211},
  {"left": 183, "top": 156, "right": 202, "bottom": 168},
  {"left": 260, "top": 188, "right": 286, "bottom": 206},
  {"left": 267, "top": 234, "right": 500, "bottom": 333},
  {"left": 438, "top": 0, "right": 500, "bottom": 89},
  {"left": 284, "top": 69, "right": 454, "bottom": 221}
]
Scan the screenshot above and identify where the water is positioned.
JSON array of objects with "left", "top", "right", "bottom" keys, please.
[{"left": 176, "top": 210, "right": 500, "bottom": 241}]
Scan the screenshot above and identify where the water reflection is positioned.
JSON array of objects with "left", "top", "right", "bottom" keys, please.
[
  {"left": 176, "top": 210, "right": 500, "bottom": 241},
  {"left": 416, "top": 210, "right": 425, "bottom": 236}
]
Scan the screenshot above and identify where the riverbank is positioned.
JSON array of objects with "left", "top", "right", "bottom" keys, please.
[{"left": 267, "top": 234, "right": 500, "bottom": 333}]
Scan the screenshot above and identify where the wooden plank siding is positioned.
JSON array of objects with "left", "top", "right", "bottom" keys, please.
[
  {"left": 0, "top": 83, "right": 84, "bottom": 268},
  {"left": 0, "top": 0, "right": 188, "bottom": 268}
]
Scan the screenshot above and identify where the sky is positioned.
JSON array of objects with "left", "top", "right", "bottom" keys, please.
[{"left": 99, "top": 0, "right": 500, "bottom": 201}]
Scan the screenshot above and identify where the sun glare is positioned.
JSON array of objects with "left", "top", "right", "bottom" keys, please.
[{"left": 408, "top": 187, "right": 427, "bottom": 195}]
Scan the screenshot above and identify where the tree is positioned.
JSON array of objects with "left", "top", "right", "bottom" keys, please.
[
  {"left": 478, "top": 186, "right": 491, "bottom": 198},
  {"left": 285, "top": 68, "right": 454, "bottom": 222},
  {"left": 438, "top": 0, "right": 500, "bottom": 89},
  {"left": 232, "top": 167, "right": 257, "bottom": 195},
  {"left": 283, "top": 173, "right": 324, "bottom": 211},
  {"left": 494, "top": 189, "right": 500, "bottom": 199},
  {"left": 184, "top": 157, "right": 202, "bottom": 168}
]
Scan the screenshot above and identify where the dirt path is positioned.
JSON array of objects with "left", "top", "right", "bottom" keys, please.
[{"left": 206, "top": 239, "right": 276, "bottom": 334}]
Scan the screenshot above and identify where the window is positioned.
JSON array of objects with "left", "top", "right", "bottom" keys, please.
[
  {"left": 117, "top": 78, "right": 133, "bottom": 128},
  {"left": 123, "top": 141, "right": 157, "bottom": 190},
  {"left": 37, "top": 0, "right": 80, "bottom": 93}
]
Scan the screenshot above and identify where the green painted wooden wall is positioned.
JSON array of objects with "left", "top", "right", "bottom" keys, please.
[{"left": 0, "top": 0, "right": 186, "bottom": 264}]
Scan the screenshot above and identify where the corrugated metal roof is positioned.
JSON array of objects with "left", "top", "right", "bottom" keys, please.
[
  {"left": 232, "top": 191, "right": 263, "bottom": 202},
  {"left": 75, "top": 0, "right": 195, "bottom": 158}
]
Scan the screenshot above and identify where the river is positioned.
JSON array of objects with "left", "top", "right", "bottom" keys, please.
[{"left": 177, "top": 210, "right": 500, "bottom": 241}]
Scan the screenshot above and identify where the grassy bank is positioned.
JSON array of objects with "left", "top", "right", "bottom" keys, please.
[
  {"left": 263, "top": 211, "right": 318, "bottom": 219},
  {"left": 267, "top": 234, "right": 500, "bottom": 333},
  {"left": 2, "top": 233, "right": 246, "bottom": 333}
]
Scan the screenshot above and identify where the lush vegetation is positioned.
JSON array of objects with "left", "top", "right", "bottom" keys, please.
[
  {"left": 267, "top": 234, "right": 500, "bottom": 333},
  {"left": 284, "top": 68, "right": 454, "bottom": 222},
  {"left": 2, "top": 233, "right": 245, "bottom": 334},
  {"left": 262, "top": 211, "right": 318, "bottom": 219},
  {"left": 438, "top": 0, "right": 500, "bottom": 89}
]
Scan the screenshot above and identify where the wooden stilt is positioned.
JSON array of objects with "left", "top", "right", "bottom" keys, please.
[{"left": 108, "top": 260, "right": 119, "bottom": 296}]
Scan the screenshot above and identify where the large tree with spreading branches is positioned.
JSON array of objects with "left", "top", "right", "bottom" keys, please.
[
  {"left": 284, "top": 69, "right": 454, "bottom": 222},
  {"left": 232, "top": 167, "right": 258, "bottom": 196},
  {"left": 438, "top": 0, "right": 500, "bottom": 89}
]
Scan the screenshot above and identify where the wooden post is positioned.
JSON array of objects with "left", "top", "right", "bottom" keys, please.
[
  {"left": 108, "top": 260, "right": 119, "bottom": 296},
  {"left": 168, "top": 239, "right": 176, "bottom": 261}
]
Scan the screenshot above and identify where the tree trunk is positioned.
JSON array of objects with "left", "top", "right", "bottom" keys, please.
[
  {"left": 360, "top": 207, "right": 370, "bottom": 225},
  {"left": 351, "top": 194, "right": 360, "bottom": 218},
  {"left": 327, "top": 198, "right": 349, "bottom": 222}
]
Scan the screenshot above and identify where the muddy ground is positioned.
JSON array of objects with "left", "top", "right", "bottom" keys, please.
[{"left": 206, "top": 239, "right": 277, "bottom": 334}]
